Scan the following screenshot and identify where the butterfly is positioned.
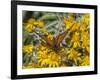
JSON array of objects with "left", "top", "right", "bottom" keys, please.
[
  {"left": 37, "top": 23, "right": 75, "bottom": 63},
  {"left": 39, "top": 23, "right": 75, "bottom": 52}
]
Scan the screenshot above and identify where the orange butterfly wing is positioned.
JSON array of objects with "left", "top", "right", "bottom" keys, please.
[
  {"left": 39, "top": 35, "right": 53, "bottom": 47},
  {"left": 55, "top": 23, "right": 75, "bottom": 47}
]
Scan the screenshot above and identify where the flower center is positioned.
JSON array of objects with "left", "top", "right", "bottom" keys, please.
[
  {"left": 41, "top": 54, "right": 48, "bottom": 59},
  {"left": 51, "top": 55, "right": 57, "bottom": 61}
]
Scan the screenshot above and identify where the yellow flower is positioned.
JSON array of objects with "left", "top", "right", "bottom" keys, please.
[
  {"left": 64, "top": 17, "right": 75, "bottom": 30},
  {"left": 71, "top": 31, "right": 80, "bottom": 42},
  {"left": 37, "top": 46, "right": 50, "bottom": 67},
  {"left": 82, "top": 31, "right": 89, "bottom": 40},
  {"left": 38, "top": 51, "right": 49, "bottom": 67},
  {"left": 25, "top": 18, "right": 35, "bottom": 32},
  {"left": 82, "top": 39, "right": 89, "bottom": 48},
  {"left": 41, "top": 28, "right": 48, "bottom": 35},
  {"left": 80, "top": 14, "right": 90, "bottom": 31},
  {"left": 27, "top": 18, "right": 35, "bottom": 24},
  {"left": 33, "top": 20, "right": 44, "bottom": 27},
  {"left": 83, "top": 14, "right": 90, "bottom": 25},
  {"left": 25, "top": 24, "right": 35, "bottom": 32},
  {"left": 33, "top": 21, "right": 39, "bottom": 25},
  {"left": 24, "top": 18, "right": 44, "bottom": 32},
  {"left": 73, "top": 42, "right": 80, "bottom": 48},
  {"left": 64, "top": 17, "right": 80, "bottom": 34},
  {"left": 23, "top": 44, "right": 34, "bottom": 54},
  {"left": 81, "top": 31, "right": 90, "bottom": 51},
  {"left": 86, "top": 46, "right": 90, "bottom": 53},
  {"left": 37, "top": 21, "right": 44, "bottom": 27},
  {"left": 81, "top": 56, "right": 90, "bottom": 66},
  {"left": 67, "top": 48, "right": 81, "bottom": 64},
  {"left": 71, "top": 31, "right": 80, "bottom": 48},
  {"left": 47, "top": 34, "right": 54, "bottom": 40},
  {"left": 33, "top": 21, "right": 44, "bottom": 27},
  {"left": 39, "top": 45, "right": 47, "bottom": 51},
  {"left": 37, "top": 45, "right": 61, "bottom": 67},
  {"left": 80, "top": 22, "right": 88, "bottom": 31},
  {"left": 48, "top": 52, "right": 61, "bottom": 67}
]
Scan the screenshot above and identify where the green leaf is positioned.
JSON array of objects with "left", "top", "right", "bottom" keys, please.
[
  {"left": 24, "top": 36, "right": 33, "bottom": 45},
  {"left": 39, "top": 13, "right": 57, "bottom": 20}
]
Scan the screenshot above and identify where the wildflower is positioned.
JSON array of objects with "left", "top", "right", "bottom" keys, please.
[
  {"left": 81, "top": 55, "right": 90, "bottom": 66},
  {"left": 64, "top": 17, "right": 75, "bottom": 30},
  {"left": 38, "top": 21, "right": 44, "bottom": 27},
  {"left": 33, "top": 21, "right": 38, "bottom": 25},
  {"left": 48, "top": 52, "right": 61, "bottom": 67},
  {"left": 82, "top": 39, "right": 89, "bottom": 48},
  {"left": 22, "top": 13, "right": 91, "bottom": 68},
  {"left": 81, "top": 31, "right": 90, "bottom": 52},
  {"left": 71, "top": 31, "right": 80, "bottom": 41},
  {"left": 81, "top": 31, "right": 89, "bottom": 40},
  {"left": 25, "top": 18, "right": 35, "bottom": 32},
  {"left": 86, "top": 46, "right": 90, "bottom": 53},
  {"left": 24, "top": 18, "right": 44, "bottom": 32},
  {"left": 64, "top": 17, "right": 79, "bottom": 33},
  {"left": 67, "top": 48, "right": 81, "bottom": 64},
  {"left": 37, "top": 46, "right": 49, "bottom": 67},
  {"left": 47, "top": 34, "right": 54, "bottom": 40},
  {"left": 25, "top": 23, "right": 35, "bottom": 33},
  {"left": 37, "top": 44, "right": 61, "bottom": 67},
  {"left": 28, "top": 18, "right": 35, "bottom": 24},
  {"left": 83, "top": 14, "right": 90, "bottom": 25},
  {"left": 80, "top": 22, "right": 88, "bottom": 31},
  {"left": 23, "top": 44, "right": 34, "bottom": 54},
  {"left": 71, "top": 31, "right": 80, "bottom": 48}
]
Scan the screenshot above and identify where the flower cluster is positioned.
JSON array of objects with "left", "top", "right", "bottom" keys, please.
[
  {"left": 64, "top": 14, "right": 90, "bottom": 66},
  {"left": 24, "top": 18, "right": 44, "bottom": 32},
  {"left": 22, "top": 12, "right": 90, "bottom": 68},
  {"left": 37, "top": 45, "right": 61, "bottom": 67},
  {"left": 23, "top": 44, "right": 34, "bottom": 54}
]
